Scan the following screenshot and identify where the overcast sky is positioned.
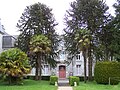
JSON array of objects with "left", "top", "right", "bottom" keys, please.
[{"left": 0, "top": 0, "right": 116, "bottom": 35}]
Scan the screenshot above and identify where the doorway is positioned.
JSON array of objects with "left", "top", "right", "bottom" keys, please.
[{"left": 59, "top": 65, "right": 66, "bottom": 78}]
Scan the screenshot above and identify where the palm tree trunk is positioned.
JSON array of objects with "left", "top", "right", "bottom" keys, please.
[
  {"left": 35, "top": 58, "right": 39, "bottom": 80},
  {"left": 37, "top": 53, "right": 42, "bottom": 80},
  {"left": 83, "top": 51, "right": 87, "bottom": 83},
  {"left": 88, "top": 47, "right": 93, "bottom": 81},
  {"left": 8, "top": 75, "right": 12, "bottom": 85},
  {"left": 39, "top": 54, "right": 42, "bottom": 80}
]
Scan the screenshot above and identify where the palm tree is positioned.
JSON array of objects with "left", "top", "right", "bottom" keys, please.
[
  {"left": 29, "top": 34, "right": 51, "bottom": 80},
  {"left": 75, "top": 29, "right": 90, "bottom": 83}
]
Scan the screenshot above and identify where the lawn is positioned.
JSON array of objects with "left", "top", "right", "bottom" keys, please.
[
  {"left": 0, "top": 79, "right": 57, "bottom": 90},
  {"left": 74, "top": 82, "right": 120, "bottom": 90}
]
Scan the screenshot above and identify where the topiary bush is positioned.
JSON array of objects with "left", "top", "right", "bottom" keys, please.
[
  {"left": 69, "top": 76, "right": 79, "bottom": 86},
  {"left": 94, "top": 61, "right": 120, "bottom": 85},
  {"left": 0, "top": 48, "right": 31, "bottom": 85},
  {"left": 50, "top": 76, "right": 58, "bottom": 85}
]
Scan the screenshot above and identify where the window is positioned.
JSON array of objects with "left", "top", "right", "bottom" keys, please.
[
  {"left": 2, "top": 36, "right": 12, "bottom": 48},
  {"left": 76, "top": 54, "right": 80, "bottom": 60},
  {"left": 76, "top": 65, "right": 81, "bottom": 75},
  {"left": 60, "top": 51, "right": 65, "bottom": 60},
  {"left": 44, "top": 65, "right": 49, "bottom": 74}
]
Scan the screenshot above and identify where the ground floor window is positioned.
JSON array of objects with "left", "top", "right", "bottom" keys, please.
[
  {"left": 76, "top": 65, "right": 81, "bottom": 75},
  {"left": 44, "top": 65, "right": 49, "bottom": 74}
]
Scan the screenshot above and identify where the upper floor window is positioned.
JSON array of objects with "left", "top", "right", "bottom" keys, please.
[
  {"left": 2, "top": 36, "right": 16, "bottom": 48},
  {"left": 76, "top": 54, "right": 80, "bottom": 60}
]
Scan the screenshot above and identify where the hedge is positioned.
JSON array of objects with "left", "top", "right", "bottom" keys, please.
[
  {"left": 50, "top": 76, "right": 58, "bottom": 85},
  {"left": 69, "top": 76, "right": 79, "bottom": 86},
  {"left": 94, "top": 61, "right": 120, "bottom": 85},
  {"left": 25, "top": 76, "right": 50, "bottom": 81}
]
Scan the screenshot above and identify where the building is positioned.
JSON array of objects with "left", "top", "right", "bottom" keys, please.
[
  {"left": 0, "top": 20, "right": 6, "bottom": 53},
  {"left": 0, "top": 20, "right": 95, "bottom": 79},
  {"left": 30, "top": 36, "right": 95, "bottom": 78},
  {"left": 0, "top": 20, "right": 17, "bottom": 53}
]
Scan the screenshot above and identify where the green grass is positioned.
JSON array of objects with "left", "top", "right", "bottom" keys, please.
[
  {"left": 1, "top": 80, "right": 120, "bottom": 90},
  {"left": 0, "top": 79, "right": 57, "bottom": 90},
  {"left": 74, "top": 82, "right": 120, "bottom": 90}
]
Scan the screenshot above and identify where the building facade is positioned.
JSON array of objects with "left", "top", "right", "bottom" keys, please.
[
  {"left": 0, "top": 20, "right": 17, "bottom": 53},
  {"left": 30, "top": 36, "right": 95, "bottom": 78},
  {"left": 0, "top": 20, "right": 95, "bottom": 78}
]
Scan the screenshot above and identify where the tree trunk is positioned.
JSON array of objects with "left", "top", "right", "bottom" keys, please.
[
  {"left": 83, "top": 51, "right": 87, "bottom": 83},
  {"left": 8, "top": 75, "right": 12, "bottom": 85},
  {"left": 37, "top": 53, "right": 42, "bottom": 80},
  {"left": 88, "top": 47, "right": 93, "bottom": 81},
  {"left": 35, "top": 58, "right": 39, "bottom": 80},
  {"left": 110, "top": 52, "right": 113, "bottom": 61},
  {"left": 39, "top": 54, "right": 42, "bottom": 80},
  {"left": 105, "top": 45, "right": 109, "bottom": 60}
]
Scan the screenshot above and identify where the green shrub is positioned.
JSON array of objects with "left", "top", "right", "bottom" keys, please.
[
  {"left": 0, "top": 48, "right": 31, "bottom": 85},
  {"left": 94, "top": 61, "right": 120, "bottom": 85},
  {"left": 50, "top": 76, "right": 58, "bottom": 85},
  {"left": 69, "top": 76, "right": 79, "bottom": 86},
  {"left": 78, "top": 76, "right": 94, "bottom": 81},
  {"left": 25, "top": 76, "right": 35, "bottom": 80}
]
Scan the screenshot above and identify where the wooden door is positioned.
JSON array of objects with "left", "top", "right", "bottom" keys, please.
[{"left": 59, "top": 66, "right": 66, "bottom": 78}]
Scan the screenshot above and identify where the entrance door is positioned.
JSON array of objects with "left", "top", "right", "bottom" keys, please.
[{"left": 59, "top": 66, "right": 66, "bottom": 78}]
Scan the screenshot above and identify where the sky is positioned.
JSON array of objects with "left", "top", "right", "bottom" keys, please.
[{"left": 0, "top": 0, "right": 116, "bottom": 35}]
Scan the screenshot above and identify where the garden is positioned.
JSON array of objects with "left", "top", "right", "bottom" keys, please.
[
  {"left": 0, "top": 47, "right": 119, "bottom": 90},
  {"left": 74, "top": 82, "right": 120, "bottom": 90},
  {"left": 0, "top": 0, "right": 120, "bottom": 90},
  {"left": 0, "top": 79, "right": 57, "bottom": 90}
]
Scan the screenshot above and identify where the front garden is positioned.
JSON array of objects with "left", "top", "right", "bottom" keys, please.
[
  {"left": 0, "top": 79, "right": 57, "bottom": 90},
  {"left": 74, "top": 82, "right": 120, "bottom": 90},
  {"left": 0, "top": 79, "right": 119, "bottom": 90},
  {"left": 0, "top": 48, "right": 120, "bottom": 90}
]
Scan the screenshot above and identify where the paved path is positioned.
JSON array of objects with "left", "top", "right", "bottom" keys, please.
[{"left": 58, "top": 86, "right": 73, "bottom": 90}]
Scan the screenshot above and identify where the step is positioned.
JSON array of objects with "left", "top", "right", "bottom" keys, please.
[
  {"left": 58, "top": 79, "right": 69, "bottom": 86},
  {"left": 58, "top": 86, "right": 73, "bottom": 90}
]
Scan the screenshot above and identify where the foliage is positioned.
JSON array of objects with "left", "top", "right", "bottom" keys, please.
[
  {"left": 64, "top": 0, "right": 109, "bottom": 55},
  {"left": 29, "top": 34, "right": 51, "bottom": 80},
  {"left": 15, "top": 2, "right": 59, "bottom": 68},
  {"left": 0, "top": 48, "right": 31, "bottom": 85},
  {"left": 26, "top": 76, "right": 50, "bottom": 81},
  {"left": 107, "top": 0, "right": 120, "bottom": 62},
  {"left": 64, "top": 0, "right": 110, "bottom": 81},
  {"left": 69, "top": 76, "right": 79, "bottom": 86},
  {"left": 94, "top": 61, "right": 120, "bottom": 85},
  {"left": 74, "top": 29, "right": 90, "bottom": 83},
  {"left": 29, "top": 34, "right": 51, "bottom": 54},
  {"left": 75, "top": 29, "right": 90, "bottom": 51},
  {"left": 50, "top": 76, "right": 58, "bottom": 85}
]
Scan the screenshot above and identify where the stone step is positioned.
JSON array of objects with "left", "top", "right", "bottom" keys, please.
[
  {"left": 58, "top": 83, "right": 69, "bottom": 86},
  {"left": 58, "top": 86, "right": 73, "bottom": 90},
  {"left": 58, "top": 79, "right": 69, "bottom": 86}
]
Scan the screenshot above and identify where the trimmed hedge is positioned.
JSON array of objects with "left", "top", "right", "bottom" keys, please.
[
  {"left": 69, "top": 76, "right": 79, "bottom": 86},
  {"left": 94, "top": 61, "right": 120, "bottom": 85},
  {"left": 42, "top": 76, "right": 50, "bottom": 81},
  {"left": 50, "top": 76, "right": 58, "bottom": 85},
  {"left": 78, "top": 76, "right": 94, "bottom": 81}
]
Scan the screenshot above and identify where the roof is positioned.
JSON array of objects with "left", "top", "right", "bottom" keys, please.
[{"left": 0, "top": 30, "right": 4, "bottom": 34}]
